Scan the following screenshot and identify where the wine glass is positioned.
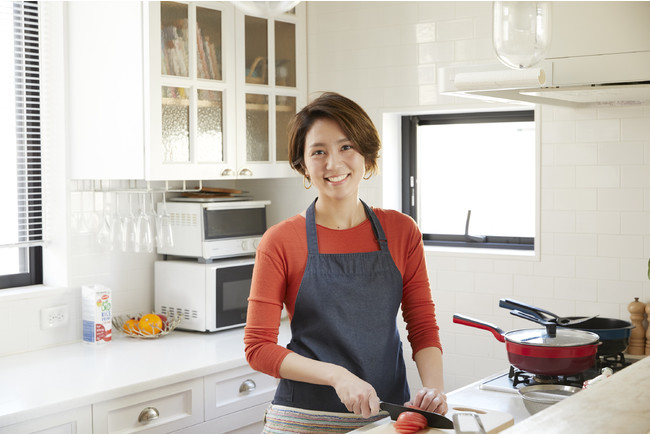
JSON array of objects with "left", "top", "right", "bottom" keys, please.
[
  {"left": 135, "top": 192, "right": 154, "bottom": 253},
  {"left": 85, "top": 186, "right": 101, "bottom": 233},
  {"left": 121, "top": 193, "right": 136, "bottom": 252},
  {"left": 96, "top": 191, "right": 111, "bottom": 251},
  {"left": 156, "top": 192, "right": 174, "bottom": 249},
  {"left": 108, "top": 192, "right": 121, "bottom": 251}
]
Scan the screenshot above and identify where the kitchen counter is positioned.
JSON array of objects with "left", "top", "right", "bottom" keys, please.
[
  {"left": 0, "top": 322, "right": 291, "bottom": 427},
  {"left": 502, "top": 355, "right": 650, "bottom": 434}
]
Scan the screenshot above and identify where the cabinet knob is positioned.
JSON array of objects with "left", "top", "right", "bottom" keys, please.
[
  {"left": 138, "top": 406, "right": 160, "bottom": 424},
  {"left": 221, "top": 168, "right": 235, "bottom": 177},
  {"left": 239, "top": 379, "right": 257, "bottom": 394},
  {"left": 238, "top": 168, "right": 253, "bottom": 177}
]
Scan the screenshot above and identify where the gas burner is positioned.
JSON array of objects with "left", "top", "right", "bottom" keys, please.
[
  {"left": 597, "top": 353, "right": 631, "bottom": 372},
  {"left": 507, "top": 365, "right": 585, "bottom": 388}
]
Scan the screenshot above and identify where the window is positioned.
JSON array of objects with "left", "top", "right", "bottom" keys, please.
[
  {"left": 402, "top": 110, "right": 535, "bottom": 250},
  {"left": 0, "top": 1, "right": 43, "bottom": 289}
]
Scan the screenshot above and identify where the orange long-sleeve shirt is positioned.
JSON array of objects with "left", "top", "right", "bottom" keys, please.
[{"left": 244, "top": 207, "right": 441, "bottom": 378}]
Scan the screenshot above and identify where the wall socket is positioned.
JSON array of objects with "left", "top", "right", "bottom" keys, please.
[{"left": 40, "top": 305, "right": 69, "bottom": 329}]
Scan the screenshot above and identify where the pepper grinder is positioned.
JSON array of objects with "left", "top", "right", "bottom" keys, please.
[
  {"left": 628, "top": 297, "right": 645, "bottom": 355},
  {"left": 646, "top": 301, "right": 650, "bottom": 355}
]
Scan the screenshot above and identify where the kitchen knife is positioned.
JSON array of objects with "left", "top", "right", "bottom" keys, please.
[{"left": 379, "top": 401, "right": 454, "bottom": 429}]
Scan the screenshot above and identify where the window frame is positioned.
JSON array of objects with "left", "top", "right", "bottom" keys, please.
[
  {"left": 0, "top": 1, "right": 44, "bottom": 289},
  {"left": 401, "top": 110, "right": 536, "bottom": 251}
]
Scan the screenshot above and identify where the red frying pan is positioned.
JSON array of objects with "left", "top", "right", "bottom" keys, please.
[{"left": 453, "top": 314, "right": 600, "bottom": 376}]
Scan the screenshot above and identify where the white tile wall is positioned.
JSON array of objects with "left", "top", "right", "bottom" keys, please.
[{"left": 307, "top": 1, "right": 650, "bottom": 393}]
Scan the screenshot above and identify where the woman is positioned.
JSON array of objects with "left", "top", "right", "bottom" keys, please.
[{"left": 244, "top": 92, "right": 446, "bottom": 433}]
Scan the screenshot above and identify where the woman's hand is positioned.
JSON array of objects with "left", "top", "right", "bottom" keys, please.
[
  {"left": 331, "top": 367, "right": 381, "bottom": 418},
  {"left": 406, "top": 387, "right": 448, "bottom": 415}
]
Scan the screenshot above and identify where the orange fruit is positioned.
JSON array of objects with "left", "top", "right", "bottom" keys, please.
[
  {"left": 123, "top": 318, "right": 139, "bottom": 335},
  {"left": 138, "top": 313, "right": 163, "bottom": 336}
]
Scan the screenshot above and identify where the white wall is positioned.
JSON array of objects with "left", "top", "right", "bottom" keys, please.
[{"left": 306, "top": 1, "right": 650, "bottom": 393}]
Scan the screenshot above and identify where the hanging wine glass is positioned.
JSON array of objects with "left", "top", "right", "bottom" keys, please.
[
  {"left": 157, "top": 192, "right": 174, "bottom": 248},
  {"left": 493, "top": 2, "right": 552, "bottom": 69},
  {"left": 85, "top": 183, "right": 101, "bottom": 233},
  {"left": 96, "top": 191, "right": 111, "bottom": 251},
  {"left": 108, "top": 192, "right": 121, "bottom": 251},
  {"left": 135, "top": 192, "right": 154, "bottom": 253},
  {"left": 121, "top": 193, "right": 137, "bottom": 252}
]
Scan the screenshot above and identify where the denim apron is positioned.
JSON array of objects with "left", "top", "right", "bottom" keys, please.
[{"left": 272, "top": 199, "right": 409, "bottom": 412}]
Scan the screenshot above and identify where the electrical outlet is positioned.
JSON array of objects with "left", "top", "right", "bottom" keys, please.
[{"left": 40, "top": 305, "right": 69, "bottom": 329}]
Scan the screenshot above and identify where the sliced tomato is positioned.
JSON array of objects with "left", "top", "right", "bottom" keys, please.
[{"left": 394, "top": 411, "right": 428, "bottom": 434}]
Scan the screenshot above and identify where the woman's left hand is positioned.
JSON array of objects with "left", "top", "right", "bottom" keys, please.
[{"left": 406, "top": 387, "right": 448, "bottom": 415}]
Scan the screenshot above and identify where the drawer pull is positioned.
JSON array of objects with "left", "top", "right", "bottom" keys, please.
[
  {"left": 138, "top": 406, "right": 160, "bottom": 424},
  {"left": 238, "top": 168, "right": 253, "bottom": 177},
  {"left": 221, "top": 168, "right": 235, "bottom": 177},
  {"left": 239, "top": 379, "right": 257, "bottom": 394}
]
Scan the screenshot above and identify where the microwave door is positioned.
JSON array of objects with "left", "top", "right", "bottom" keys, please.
[{"left": 214, "top": 263, "right": 254, "bottom": 330}]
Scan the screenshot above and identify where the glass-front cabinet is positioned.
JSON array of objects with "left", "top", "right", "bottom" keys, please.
[
  {"left": 67, "top": 1, "right": 305, "bottom": 181},
  {"left": 148, "top": 1, "right": 237, "bottom": 180},
  {"left": 235, "top": 5, "right": 306, "bottom": 178}
]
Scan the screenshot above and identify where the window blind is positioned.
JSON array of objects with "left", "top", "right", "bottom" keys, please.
[{"left": 0, "top": 1, "right": 43, "bottom": 249}]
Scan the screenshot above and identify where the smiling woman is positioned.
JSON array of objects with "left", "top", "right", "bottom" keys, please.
[{"left": 0, "top": 1, "right": 43, "bottom": 289}]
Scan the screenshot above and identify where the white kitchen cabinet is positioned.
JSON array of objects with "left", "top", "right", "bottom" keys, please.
[
  {"left": 68, "top": 1, "right": 235, "bottom": 181},
  {"left": 234, "top": 4, "right": 307, "bottom": 179},
  {"left": 67, "top": 1, "right": 305, "bottom": 181},
  {"left": 92, "top": 378, "right": 203, "bottom": 434},
  {"left": 203, "top": 364, "right": 278, "bottom": 432},
  {"left": 0, "top": 406, "right": 92, "bottom": 434}
]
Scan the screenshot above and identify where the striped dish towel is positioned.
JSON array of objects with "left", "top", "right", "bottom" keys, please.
[{"left": 263, "top": 404, "right": 388, "bottom": 433}]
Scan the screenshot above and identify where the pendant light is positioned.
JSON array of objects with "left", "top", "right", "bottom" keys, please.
[
  {"left": 232, "top": 1, "right": 300, "bottom": 18},
  {"left": 493, "top": 2, "right": 552, "bottom": 69}
]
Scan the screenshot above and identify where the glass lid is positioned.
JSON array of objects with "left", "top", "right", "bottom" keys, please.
[{"left": 506, "top": 328, "right": 599, "bottom": 347}]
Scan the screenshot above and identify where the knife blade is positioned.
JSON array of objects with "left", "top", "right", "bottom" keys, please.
[{"left": 379, "top": 401, "right": 454, "bottom": 429}]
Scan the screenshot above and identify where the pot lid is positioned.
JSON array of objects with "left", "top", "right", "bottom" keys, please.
[{"left": 505, "top": 328, "right": 599, "bottom": 347}]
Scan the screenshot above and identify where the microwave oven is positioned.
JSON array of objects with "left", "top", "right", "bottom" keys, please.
[
  {"left": 157, "top": 199, "right": 271, "bottom": 260},
  {"left": 154, "top": 257, "right": 254, "bottom": 332}
]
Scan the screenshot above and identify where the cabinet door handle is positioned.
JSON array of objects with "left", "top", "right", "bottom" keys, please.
[
  {"left": 239, "top": 379, "right": 257, "bottom": 394},
  {"left": 138, "top": 406, "right": 160, "bottom": 424},
  {"left": 221, "top": 168, "right": 235, "bottom": 177},
  {"left": 238, "top": 168, "right": 253, "bottom": 177}
]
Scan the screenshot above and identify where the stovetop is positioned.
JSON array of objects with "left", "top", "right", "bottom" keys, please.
[{"left": 480, "top": 353, "right": 636, "bottom": 394}]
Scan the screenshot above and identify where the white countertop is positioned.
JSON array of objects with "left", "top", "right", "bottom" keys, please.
[{"left": 0, "top": 323, "right": 291, "bottom": 427}]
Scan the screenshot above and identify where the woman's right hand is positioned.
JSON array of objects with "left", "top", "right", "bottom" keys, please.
[{"left": 330, "top": 366, "right": 381, "bottom": 418}]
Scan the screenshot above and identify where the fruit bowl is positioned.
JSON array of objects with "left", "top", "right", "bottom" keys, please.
[{"left": 112, "top": 312, "right": 183, "bottom": 339}]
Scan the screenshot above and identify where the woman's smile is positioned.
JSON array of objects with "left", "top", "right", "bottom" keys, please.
[{"left": 303, "top": 117, "right": 366, "bottom": 201}]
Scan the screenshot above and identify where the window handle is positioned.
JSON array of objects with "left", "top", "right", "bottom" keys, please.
[{"left": 464, "top": 210, "right": 486, "bottom": 243}]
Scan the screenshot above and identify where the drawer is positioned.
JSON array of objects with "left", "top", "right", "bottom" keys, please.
[
  {"left": 93, "top": 378, "right": 203, "bottom": 434},
  {"left": 0, "top": 406, "right": 92, "bottom": 434},
  {"left": 178, "top": 401, "right": 268, "bottom": 434},
  {"left": 204, "top": 365, "right": 278, "bottom": 420}
]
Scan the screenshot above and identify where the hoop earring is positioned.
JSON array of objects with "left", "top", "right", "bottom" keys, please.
[{"left": 303, "top": 175, "right": 312, "bottom": 189}]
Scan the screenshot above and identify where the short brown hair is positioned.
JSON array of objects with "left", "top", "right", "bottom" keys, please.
[{"left": 288, "top": 92, "right": 380, "bottom": 178}]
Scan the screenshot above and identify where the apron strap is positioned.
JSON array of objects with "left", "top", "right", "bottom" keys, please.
[{"left": 305, "top": 198, "right": 389, "bottom": 254}]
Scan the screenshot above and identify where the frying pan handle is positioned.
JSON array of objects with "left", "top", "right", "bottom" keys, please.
[
  {"left": 499, "top": 298, "right": 553, "bottom": 321},
  {"left": 453, "top": 314, "right": 506, "bottom": 343}
]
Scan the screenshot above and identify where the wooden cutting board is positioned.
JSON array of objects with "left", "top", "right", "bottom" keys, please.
[{"left": 353, "top": 405, "right": 514, "bottom": 433}]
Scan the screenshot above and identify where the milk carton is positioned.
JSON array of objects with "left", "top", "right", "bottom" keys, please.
[{"left": 82, "top": 284, "right": 112, "bottom": 343}]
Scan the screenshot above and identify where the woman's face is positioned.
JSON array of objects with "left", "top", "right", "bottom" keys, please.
[{"left": 303, "top": 117, "right": 366, "bottom": 202}]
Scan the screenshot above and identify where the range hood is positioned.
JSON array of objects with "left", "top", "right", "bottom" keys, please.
[{"left": 439, "top": 2, "right": 650, "bottom": 108}]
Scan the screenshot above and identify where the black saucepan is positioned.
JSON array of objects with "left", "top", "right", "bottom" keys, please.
[{"left": 560, "top": 317, "right": 633, "bottom": 356}]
